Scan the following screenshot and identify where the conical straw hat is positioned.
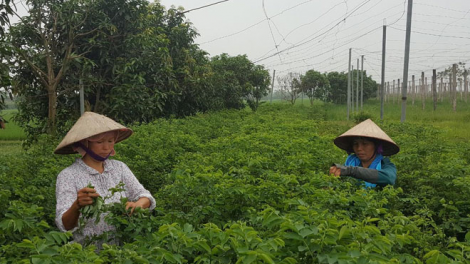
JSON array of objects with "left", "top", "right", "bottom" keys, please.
[
  {"left": 54, "top": 112, "right": 133, "bottom": 154},
  {"left": 333, "top": 119, "right": 399, "bottom": 156}
]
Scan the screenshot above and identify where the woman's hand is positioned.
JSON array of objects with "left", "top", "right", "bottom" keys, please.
[
  {"left": 125, "top": 197, "right": 150, "bottom": 215},
  {"left": 62, "top": 187, "right": 100, "bottom": 231},
  {"left": 329, "top": 166, "right": 341, "bottom": 177},
  {"left": 76, "top": 187, "right": 100, "bottom": 209}
]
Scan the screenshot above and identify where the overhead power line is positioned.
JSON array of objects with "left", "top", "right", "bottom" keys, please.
[
  {"left": 262, "top": 0, "right": 283, "bottom": 63},
  {"left": 254, "top": 0, "right": 374, "bottom": 63},
  {"left": 200, "top": 0, "right": 314, "bottom": 45},
  {"left": 181, "top": 0, "right": 231, "bottom": 14},
  {"left": 390, "top": 26, "right": 470, "bottom": 40}
]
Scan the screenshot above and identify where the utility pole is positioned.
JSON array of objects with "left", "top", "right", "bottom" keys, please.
[
  {"left": 421, "top": 72, "right": 425, "bottom": 110},
  {"left": 356, "top": 58, "right": 359, "bottom": 111},
  {"left": 432, "top": 69, "right": 437, "bottom": 111},
  {"left": 361, "top": 55, "right": 364, "bottom": 110},
  {"left": 352, "top": 65, "right": 355, "bottom": 113},
  {"left": 270, "top": 70, "right": 276, "bottom": 103},
  {"left": 347, "top": 48, "right": 351, "bottom": 120},
  {"left": 380, "top": 22, "right": 386, "bottom": 120},
  {"left": 401, "top": 0, "right": 413, "bottom": 123},
  {"left": 463, "top": 70, "right": 468, "bottom": 103}
]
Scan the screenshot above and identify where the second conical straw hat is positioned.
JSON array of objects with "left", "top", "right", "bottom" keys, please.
[
  {"left": 54, "top": 112, "right": 133, "bottom": 154},
  {"left": 333, "top": 119, "right": 399, "bottom": 156}
]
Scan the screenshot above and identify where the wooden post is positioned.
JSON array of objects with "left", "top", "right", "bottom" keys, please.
[
  {"left": 432, "top": 69, "right": 437, "bottom": 111},
  {"left": 351, "top": 65, "right": 355, "bottom": 113},
  {"left": 356, "top": 58, "right": 359, "bottom": 111},
  {"left": 397, "top": 79, "right": 401, "bottom": 104},
  {"left": 448, "top": 73, "right": 452, "bottom": 103},
  {"left": 412, "top": 75, "right": 415, "bottom": 105},
  {"left": 425, "top": 77, "right": 428, "bottom": 99},
  {"left": 421, "top": 72, "right": 425, "bottom": 110},
  {"left": 459, "top": 79, "right": 463, "bottom": 100},
  {"left": 347, "top": 48, "right": 352, "bottom": 120},
  {"left": 386, "top": 82, "right": 389, "bottom": 103},
  {"left": 440, "top": 77, "right": 443, "bottom": 102},
  {"left": 444, "top": 83, "right": 447, "bottom": 101}
]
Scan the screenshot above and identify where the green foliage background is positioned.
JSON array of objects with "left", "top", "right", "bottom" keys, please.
[{"left": 1, "top": 104, "right": 469, "bottom": 263}]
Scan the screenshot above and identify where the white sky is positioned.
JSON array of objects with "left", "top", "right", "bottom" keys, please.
[
  {"left": 159, "top": 0, "right": 470, "bottom": 85},
  {"left": 10, "top": 0, "right": 470, "bottom": 85}
]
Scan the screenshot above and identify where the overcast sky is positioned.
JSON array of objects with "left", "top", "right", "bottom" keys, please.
[{"left": 159, "top": 0, "right": 470, "bottom": 85}]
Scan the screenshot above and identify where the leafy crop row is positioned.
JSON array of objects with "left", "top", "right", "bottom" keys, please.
[{"left": 1, "top": 104, "right": 469, "bottom": 263}]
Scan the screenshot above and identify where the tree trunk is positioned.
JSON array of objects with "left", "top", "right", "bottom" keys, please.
[
  {"left": 47, "top": 86, "right": 57, "bottom": 135},
  {"left": 94, "top": 86, "right": 101, "bottom": 112}
]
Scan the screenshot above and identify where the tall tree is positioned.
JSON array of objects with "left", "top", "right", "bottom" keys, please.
[
  {"left": 325, "top": 71, "right": 348, "bottom": 104},
  {"left": 210, "top": 53, "right": 269, "bottom": 110},
  {"left": 0, "top": 0, "right": 14, "bottom": 36},
  {"left": 0, "top": 0, "right": 15, "bottom": 114},
  {"left": 277, "top": 72, "right": 301, "bottom": 105},
  {"left": 9, "top": 0, "right": 213, "bottom": 139},
  {"left": 325, "top": 71, "right": 377, "bottom": 104},
  {"left": 300, "top": 69, "right": 329, "bottom": 105},
  {"left": 245, "top": 65, "right": 270, "bottom": 111},
  {"left": 9, "top": 0, "right": 106, "bottom": 135}
]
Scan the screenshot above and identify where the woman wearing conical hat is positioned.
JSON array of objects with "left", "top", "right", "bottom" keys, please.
[
  {"left": 54, "top": 112, "right": 155, "bottom": 244},
  {"left": 329, "top": 119, "right": 399, "bottom": 188}
]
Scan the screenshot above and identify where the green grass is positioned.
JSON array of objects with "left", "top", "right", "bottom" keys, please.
[
  {"left": 0, "top": 109, "right": 27, "bottom": 140},
  {"left": 263, "top": 96, "right": 470, "bottom": 142},
  {"left": 0, "top": 140, "right": 23, "bottom": 155}
]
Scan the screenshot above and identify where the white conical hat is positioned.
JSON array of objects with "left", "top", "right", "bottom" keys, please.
[
  {"left": 54, "top": 112, "right": 133, "bottom": 154},
  {"left": 333, "top": 119, "right": 399, "bottom": 156}
]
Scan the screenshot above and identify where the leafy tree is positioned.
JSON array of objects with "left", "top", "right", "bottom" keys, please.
[
  {"left": 300, "top": 69, "right": 329, "bottom": 105},
  {"left": 245, "top": 65, "right": 270, "bottom": 112},
  {"left": 8, "top": 0, "right": 214, "bottom": 139},
  {"left": 210, "top": 53, "right": 269, "bottom": 111},
  {"left": 9, "top": 0, "right": 107, "bottom": 135},
  {"left": 277, "top": 72, "right": 301, "bottom": 105},
  {"left": 70, "top": 0, "right": 175, "bottom": 123},
  {"left": 0, "top": 40, "right": 12, "bottom": 113},
  {"left": 325, "top": 71, "right": 377, "bottom": 104},
  {"left": 325, "top": 71, "right": 348, "bottom": 104},
  {"left": 0, "top": 0, "right": 14, "bottom": 115},
  {"left": 0, "top": 0, "right": 14, "bottom": 37}
]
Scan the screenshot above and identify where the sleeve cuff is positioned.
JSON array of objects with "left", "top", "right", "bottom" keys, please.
[
  {"left": 55, "top": 211, "right": 79, "bottom": 233},
  {"left": 137, "top": 194, "right": 156, "bottom": 211}
]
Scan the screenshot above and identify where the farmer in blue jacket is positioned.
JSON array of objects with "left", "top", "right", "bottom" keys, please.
[{"left": 329, "top": 119, "right": 399, "bottom": 188}]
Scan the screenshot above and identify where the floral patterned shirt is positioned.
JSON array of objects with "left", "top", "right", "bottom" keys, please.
[{"left": 55, "top": 158, "right": 156, "bottom": 244}]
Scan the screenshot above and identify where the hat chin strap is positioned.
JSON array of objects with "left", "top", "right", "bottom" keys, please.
[{"left": 73, "top": 142, "right": 111, "bottom": 162}]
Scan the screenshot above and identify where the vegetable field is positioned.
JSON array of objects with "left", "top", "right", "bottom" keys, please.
[{"left": 1, "top": 104, "right": 469, "bottom": 263}]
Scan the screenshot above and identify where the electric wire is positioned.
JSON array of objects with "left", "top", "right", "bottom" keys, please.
[{"left": 181, "top": 0, "right": 231, "bottom": 14}]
